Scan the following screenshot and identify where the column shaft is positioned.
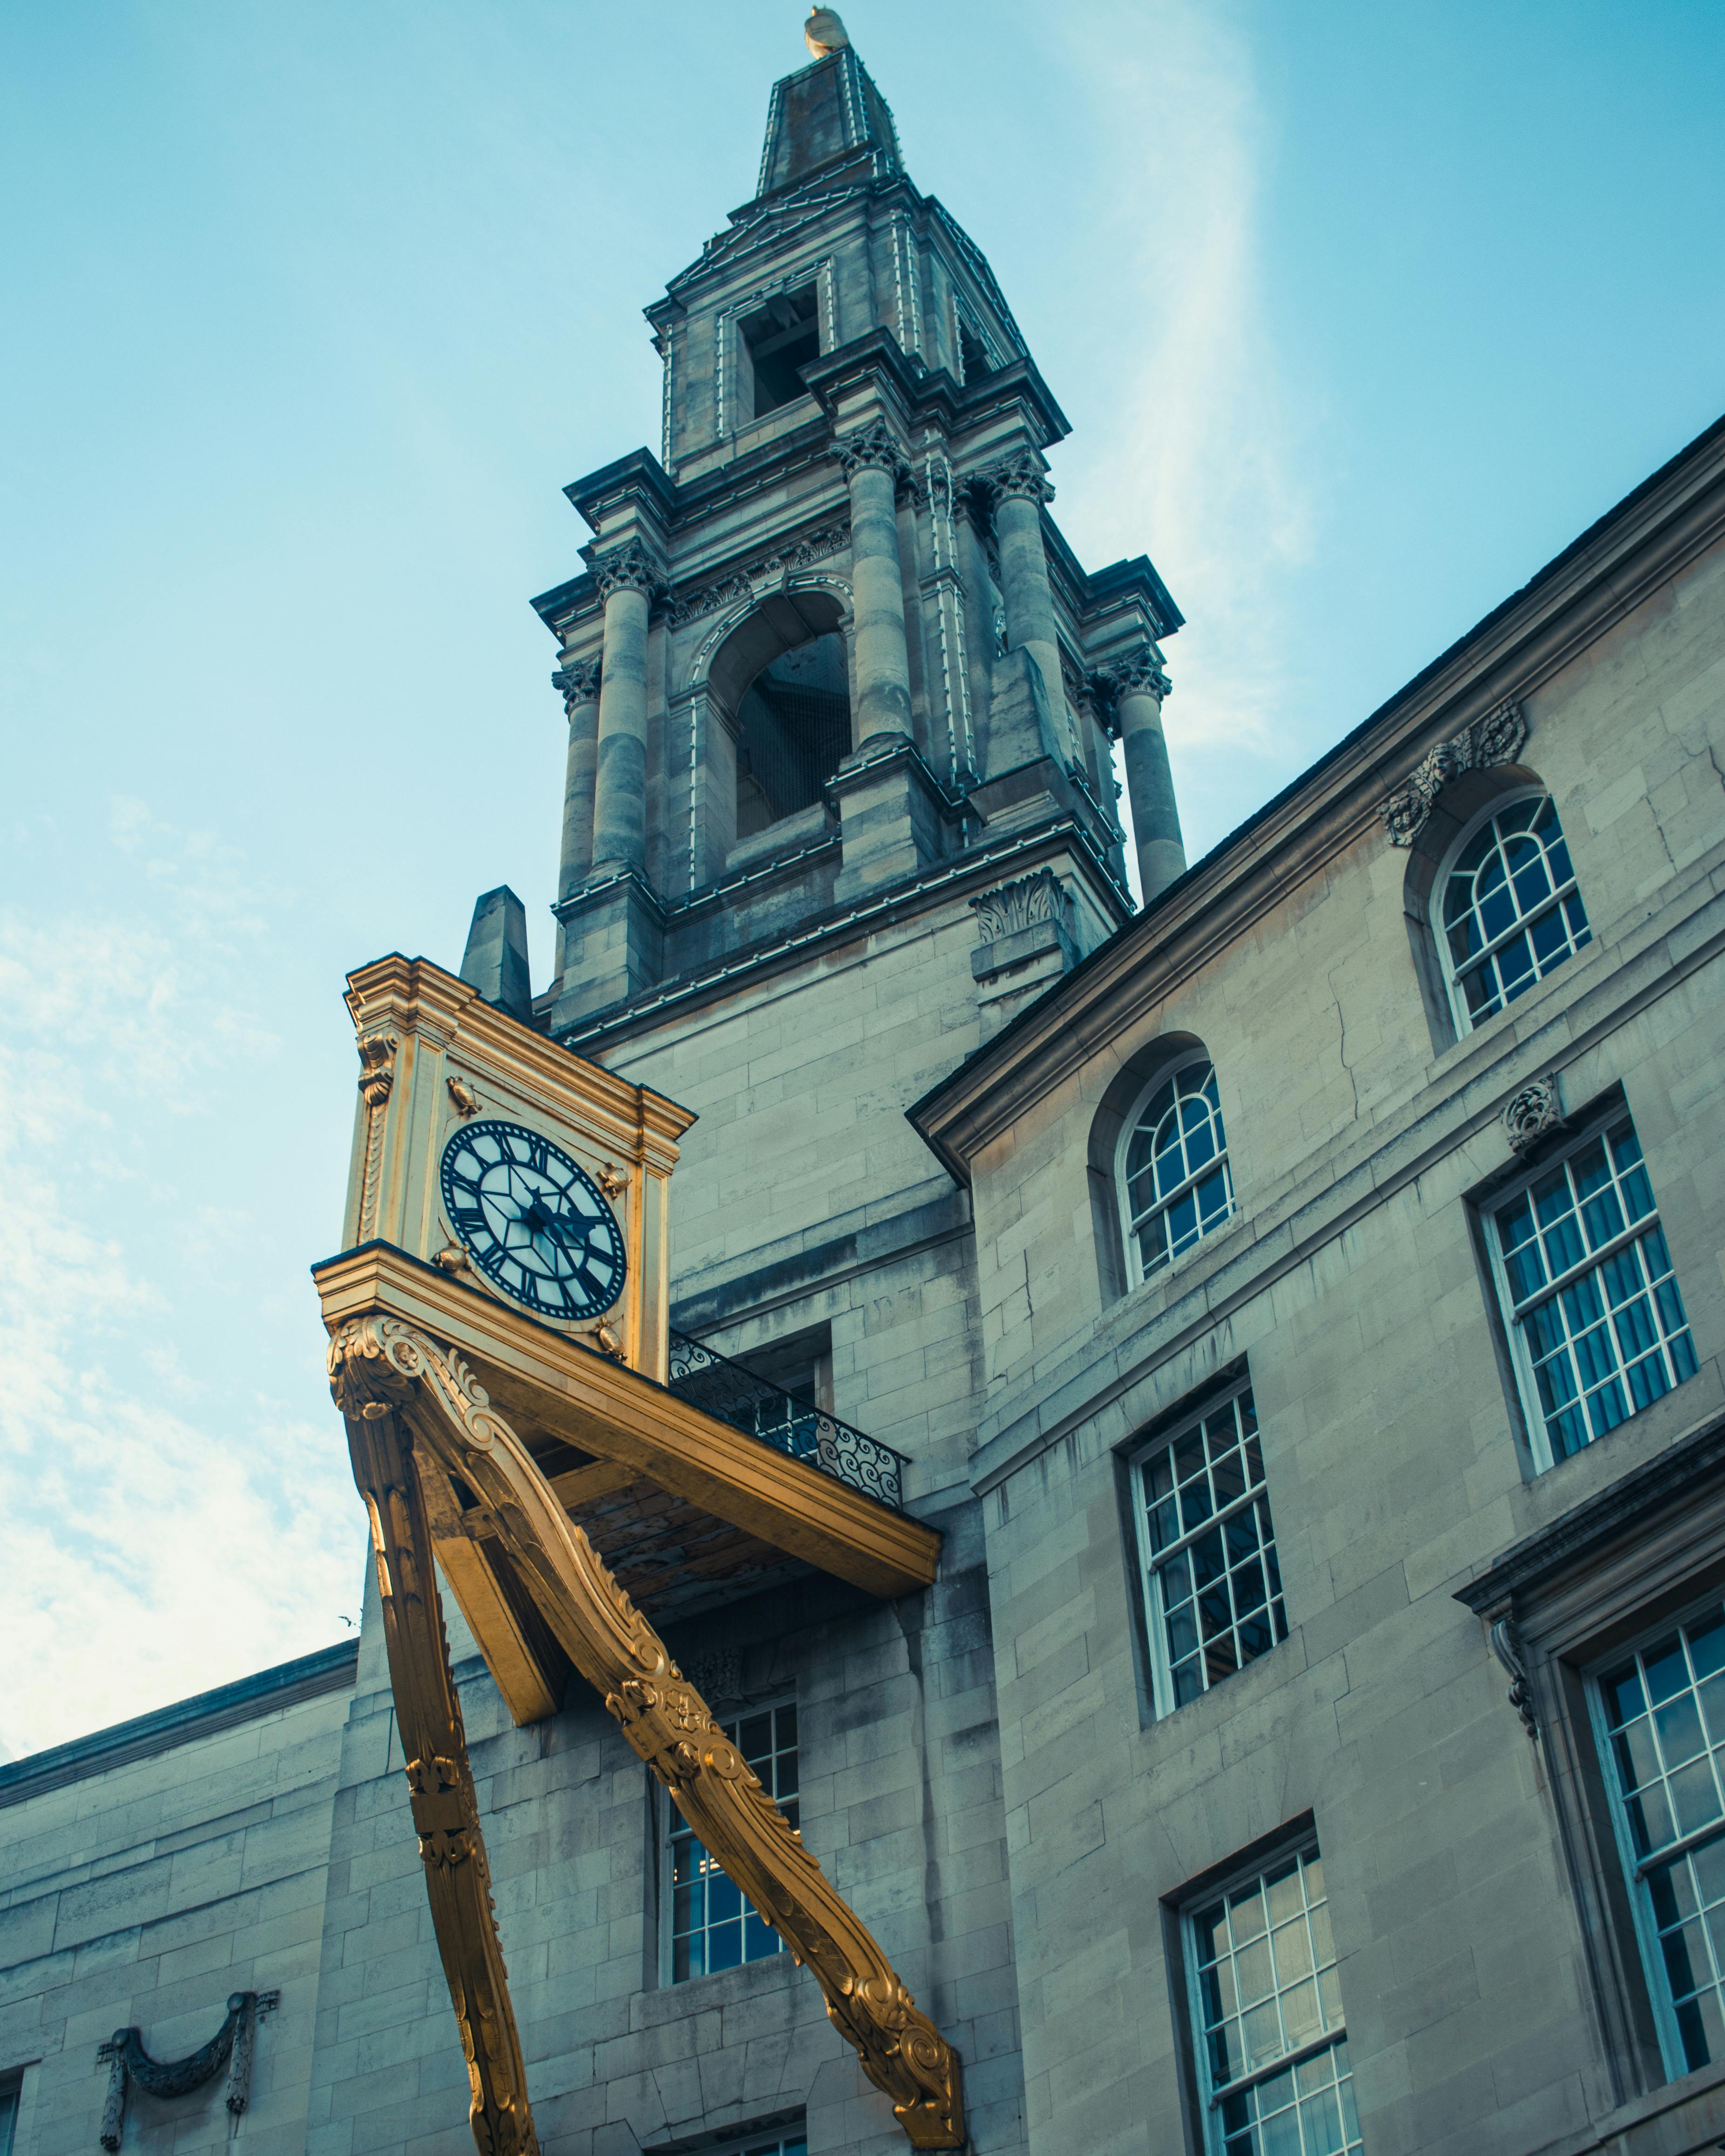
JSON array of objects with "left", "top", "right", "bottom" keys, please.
[
  {"left": 992, "top": 487, "right": 1064, "bottom": 715},
  {"left": 590, "top": 571, "right": 653, "bottom": 874},
  {"left": 555, "top": 664, "right": 602, "bottom": 898},
  {"left": 839, "top": 440, "right": 913, "bottom": 746},
  {"left": 1117, "top": 678, "right": 1186, "bottom": 905}
]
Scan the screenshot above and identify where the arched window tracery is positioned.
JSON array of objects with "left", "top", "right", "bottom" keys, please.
[
  {"left": 1438, "top": 791, "right": 1591, "bottom": 1031},
  {"left": 1117, "top": 1058, "right": 1235, "bottom": 1286}
]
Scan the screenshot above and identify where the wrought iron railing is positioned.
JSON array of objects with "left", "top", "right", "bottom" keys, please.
[{"left": 665, "top": 1330, "right": 906, "bottom": 1511}]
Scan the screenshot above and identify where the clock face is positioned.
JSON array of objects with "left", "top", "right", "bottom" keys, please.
[{"left": 439, "top": 1119, "right": 627, "bottom": 1323}]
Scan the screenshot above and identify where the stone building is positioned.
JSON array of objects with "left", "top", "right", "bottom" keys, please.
[{"left": 5, "top": 16, "right": 1725, "bottom": 2156}]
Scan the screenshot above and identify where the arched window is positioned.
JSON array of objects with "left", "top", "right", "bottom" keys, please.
[
  {"left": 733, "top": 631, "right": 850, "bottom": 842},
  {"left": 1118, "top": 1060, "right": 1235, "bottom": 1285},
  {"left": 1439, "top": 793, "right": 1591, "bottom": 1032}
]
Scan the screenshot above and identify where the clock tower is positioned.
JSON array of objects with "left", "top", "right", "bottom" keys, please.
[{"left": 531, "top": 10, "right": 1186, "bottom": 1041}]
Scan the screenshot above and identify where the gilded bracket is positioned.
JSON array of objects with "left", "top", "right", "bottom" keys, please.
[{"left": 330, "top": 1314, "right": 965, "bottom": 2153}]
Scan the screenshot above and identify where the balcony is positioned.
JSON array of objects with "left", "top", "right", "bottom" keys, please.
[{"left": 666, "top": 1330, "right": 906, "bottom": 1510}]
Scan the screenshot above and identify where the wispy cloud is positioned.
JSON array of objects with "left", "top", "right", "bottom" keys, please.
[
  {"left": 1053, "top": 1, "right": 1319, "bottom": 841},
  {"left": 0, "top": 809, "right": 360, "bottom": 1756}
]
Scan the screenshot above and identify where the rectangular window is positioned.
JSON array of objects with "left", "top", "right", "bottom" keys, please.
[
  {"left": 0, "top": 2079, "right": 16, "bottom": 2156},
  {"left": 664, "top": 1702, "right": 797, "bottom": 1982},
  {"left": 737, "top": 287, "right": 820, "bottom": 418},
  {"left": 1132, "top": 1386, "right": 1288, "bottom": 1716},
  {"left": 1185, "top": 1842, "right": 1361, "bottom": 2156},
  {"left": 1594, "top": 1599, "right": 1725, "bottom": 2078},
  {"left": 1489, "top": 1112, "right": 1697, "bottom": 1469}
]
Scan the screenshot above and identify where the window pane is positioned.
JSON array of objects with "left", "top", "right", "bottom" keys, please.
[
  {"left": 1120, "top": 1061, "right": 1234, "bottom": 1285},
  {"left": 1140, "top": 1391, "right": 1284, "bottom": 1714},
  {"left": 1499, "top": 1116, "right": 1696, "bottom": 1466},
  {"left": 667, "top": 1706, "right": 796, "bottom": 1982},
  {"left": 1443, "top": 795, "right": 1589, "bottom": 1034},
  {"left": 1187, "top": 1847, "right": 1360, "bottom": 2155}
]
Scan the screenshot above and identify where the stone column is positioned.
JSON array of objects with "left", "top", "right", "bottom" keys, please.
[
  {"left": 982, "top": 450, "right": 1063, "bottom": 714},
  {"left": 1105, "top": 652, "right": 1186, "bottom": 905},
  {"left": 552, "top": 658, "right": 602, "bottom": 898},
  {"left": 835, "top": 422, "right": 913, "bottom": 747},
  {"left": 589, "top": 544, "right": 659, "bottom": 874}
]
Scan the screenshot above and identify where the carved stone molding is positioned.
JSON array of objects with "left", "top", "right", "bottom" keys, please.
[
  {"left": 833, "top": 419, "right": 910, "bottom": 486},
  {"left": 98, "top": 1990, "right": 278, "bottom": 2150},
  {"left": 1502, "top": 1073, "right": 1563, "bottom": 1155},
  {"left": 592, "top": 541, "right": 664, "bottom": 604},
  {"left": 1489, "top": 1617, "right": 1538, "bottom": 1740},
  {"left": 666, "top": 521, "right": 851, "bottom": 629},
  {"left": 1094, "top": 650, "right": 1172, "bottom": 707},
  {"left": 1379, "top": 698, "right": 1528, "bottom": 846},
  {"left": 682, "top": 1647, "right": 743, "bottom": 1703},
  {"left": 355, "top": 1031, "right": 398, "bottom": 1111},
  {"left": 970, "top": 868, "right": 1074, "bottom": 944},
  {"left": 551, "top": 658, "right": 602, "bottom": 707},
  {"left": 975, "top": 450, "right": 1053, "bottom": 508},
  {"left": 328, "top": 1314, "right": 966, "bottom": 2151}
]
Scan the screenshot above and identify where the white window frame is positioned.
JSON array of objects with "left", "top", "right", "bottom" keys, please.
[
  {"left": 1114, "top": 1055, "right": 1236, "bottom": 1291},
  {"left": 1129, "top": 1380, "right": 1288, "bottom": 1719},
  {"left": 1181, "top": 1837, "right": 1361, "bottom": 2156},
  {"left": 659, "top": 1697, "right": 797, "bottom": 1985},
  {"left": 1435, "top": 787, "right": 1591, "bottom": 1036},
  {"left": 1483, "top": 1105, "right": 1698, "bottom": 1474},
  {"left": 697, "top": 2128, "right": 807, "bottom": 2156},
  {"left": 1585, "top": 1588, "right": 1725, "bottom": 2084}
]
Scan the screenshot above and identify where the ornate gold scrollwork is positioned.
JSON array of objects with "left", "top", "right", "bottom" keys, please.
[
  {"left": 328, "top": 1316, "right": 965, "bottom": 2152},
  {"left": 332, "top": 1339, "right": 540, "bottom": 2156}
]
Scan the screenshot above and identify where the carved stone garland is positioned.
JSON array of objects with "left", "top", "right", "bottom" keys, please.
[
  {"left": 98, "top": 1990, "right": 277, "bottom": 2150},
  {"left": 1378, "top": 699, "right": 1528, "bottom": 846},
  {"left": 329, "top": 1316, "right": 966, "bottom": 2153}
]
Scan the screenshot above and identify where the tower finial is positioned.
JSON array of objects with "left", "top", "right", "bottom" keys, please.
[{"left": 805, "top": 7, "right": 849, "bottom": 57}]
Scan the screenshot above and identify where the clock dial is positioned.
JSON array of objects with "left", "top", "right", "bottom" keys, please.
[{"left": 438, "top": 1119, "right": 627, "bottom": 1322}]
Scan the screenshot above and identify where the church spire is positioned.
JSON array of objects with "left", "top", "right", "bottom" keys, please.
[{"left": 755, "top": 12, "right": 902, "bottom": 199}]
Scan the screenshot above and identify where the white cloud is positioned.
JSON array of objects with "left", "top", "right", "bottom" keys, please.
[
  {"left": 0, "top": 810, "right": 359, "bottom": 1757},
  {"left": 1054, "top": 1, "right": 1319, "bottom": 787}
]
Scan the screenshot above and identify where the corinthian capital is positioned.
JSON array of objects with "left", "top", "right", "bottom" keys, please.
[
  {"left": 1097, "top": 650, "right": 1172, "bottom": 705},
  {"left": 833, "top": 418, "right": 910, "bottom": 485},
  {"left": 552, "top": 658, "right": 602, "bottom": 707},
  {"left": 592, "top": 541, "right": 663, "bottom": 603},
  {"left": 977, "top": 450, "right": 1054, "bottom": 508}
]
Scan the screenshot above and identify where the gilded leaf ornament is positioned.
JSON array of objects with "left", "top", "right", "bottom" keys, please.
[{"left": 328, "top": 1315, "right": 966, "bottom": 2151}]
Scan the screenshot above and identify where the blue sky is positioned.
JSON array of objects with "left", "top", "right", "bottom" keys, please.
[{"left": 2, "top": 1, "right": 1722, "bottom": 1755}]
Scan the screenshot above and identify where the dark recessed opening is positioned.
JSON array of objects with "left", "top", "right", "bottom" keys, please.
[
  {"left": 739, "top": 286, "right": 820, "bottom": 417},
  {"left": 734, "top": 631, "right": 850, "bottom": 843},
  {"left": 957, "top": 316, "right": 994, "bottom": 383}
]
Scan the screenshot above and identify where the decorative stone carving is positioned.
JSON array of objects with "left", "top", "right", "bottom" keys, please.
[
  {"left": 1095, "top": 650, "right": 1172, "bottom": 705},
  {"left": 355, "top": 1031, "right": 398, "bottom": 1111},
  {"left": 98, "top": 1991, "right": 278, "bottom": 2150},
  {"left": 447, "top": 1074, "right": 481, "bottom": 1119},
  {"left": 834, "top": 419, "right": 910, "bottom": 484},
  {"left": 551, "top": 658, "right": 602, "bottom": 706},
  {"left": 976, "top": 450, "right": 1053, "bottom": 508},
  {"left": 1379, "top": 698, "right": 1528, "bottom": 846},
  {"left": 665, "top": 521, "right": 850, "bottom": 628},
  {"left": 592, "top": 541, "right": 663, "bottom": 603},
  {"left": 1489, "top": 1617, "right": 1538, "bottom": 1740},
  {"left": 970, "top": 868, "right": 1074, "bottom": 944},
  {"left": 1502, "top": 1073, "right": 1563, "bottom": 1155}
]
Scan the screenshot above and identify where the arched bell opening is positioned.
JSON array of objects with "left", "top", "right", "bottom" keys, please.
[{"left": 708, "top": 592, "right": 852, "bottom": 855}]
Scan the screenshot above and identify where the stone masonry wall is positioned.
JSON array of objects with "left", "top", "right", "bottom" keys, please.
[{"left": 961, "top": 534, "right": 1725, "bottom": 2153}]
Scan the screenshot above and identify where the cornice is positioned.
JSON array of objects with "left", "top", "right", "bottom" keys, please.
[
  {"left": 557, "top": 817, "right": 1133, "bottom": 1057},
  {"left": 909, "top": 409, "right": 1725, "bottom": 1178},
  {"left": 1455, "top": 1413, "right": 1725, "bottom": 1615},
  {"left": 0, "top": 1642, "right": 358, "bottom": 1811}
]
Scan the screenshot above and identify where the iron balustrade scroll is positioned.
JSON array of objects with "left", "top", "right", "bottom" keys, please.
[{"left": 666, "top": 1330, "right": 905, "bottom": 1510}]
